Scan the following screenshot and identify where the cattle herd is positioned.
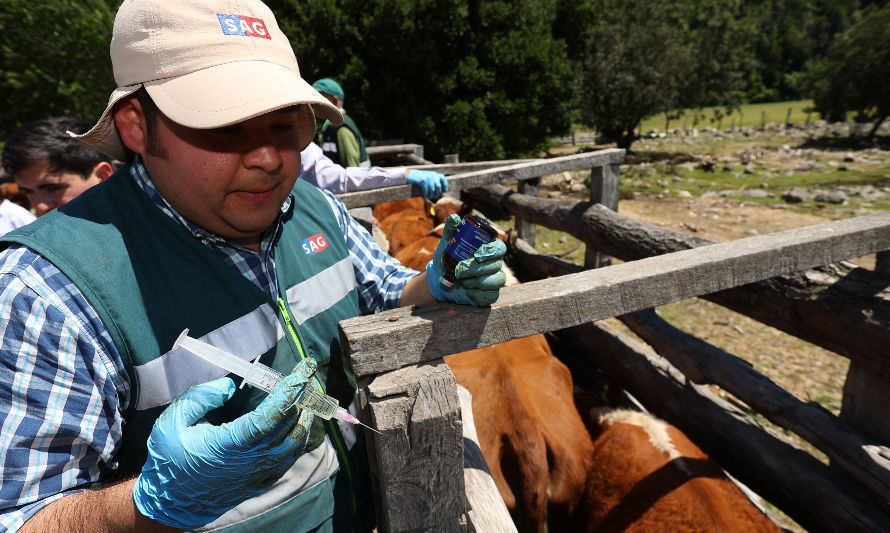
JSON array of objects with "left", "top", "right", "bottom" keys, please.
[{"left": 371, "top": 197, "right": 785, "bottom": 533}]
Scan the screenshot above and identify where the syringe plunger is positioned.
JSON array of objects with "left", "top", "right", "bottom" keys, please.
[{"left": 174, "top": 329, "right": 379, "bottom": 433}]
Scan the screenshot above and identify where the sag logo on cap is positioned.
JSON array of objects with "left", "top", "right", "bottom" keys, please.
[
  {"left": 301, "top": 233, "right": 329, "bottom": 256},
  {"left": 217, "top": 13, "right": 272, "bottom": 39}
]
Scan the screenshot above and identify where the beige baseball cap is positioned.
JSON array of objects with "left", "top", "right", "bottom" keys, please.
[{"left": 74, "top": 0, "right": 342, "bottom": 161}]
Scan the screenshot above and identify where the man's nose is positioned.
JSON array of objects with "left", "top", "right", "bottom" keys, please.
[{"left": 243, "top": 138, "right": 283, "bottom": 172}]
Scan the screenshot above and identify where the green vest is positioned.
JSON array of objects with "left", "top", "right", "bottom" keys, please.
[
  {"left": 2, "top": 168, "right": 361, "bottom": 532},
  {"left": 319, "top": 113, "right": 370, "bottom": 167}
]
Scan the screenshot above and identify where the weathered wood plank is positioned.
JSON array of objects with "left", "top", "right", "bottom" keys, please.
[
  {"left": 469, "top": 184, "right": 890, "bottom": 373},
  {"left": 363, "top": 361, "right": 466, "bottom": 532},
  {"left": 841, "top": 249, "right": 890, "bottom": 444},
  {"left": 620, "top": 308, "right": 890, "bottom": 501},
  {"left": 405, "top": 159, "right": 535, "bottom": 175},
  {"left": 841, "top": 364, "right": 890, "bottom": 445},
  {"left": 336, "top": 148, "right": 626, "bottom": 208},
  {"left": 585, "top": 163, "right": 620, "bottom": 268},
  {"left": 877, "top": 250, "right": 890, "bottom": 273},
  {"left": 366, "top": 143, "right": 425, "bottom": 159},
  {"left": 516, "top": 178, "right": 540, "bottom": 246},
  {"left": 553, "top": 320, "right": 890, "bottom": 533},
  {"left": 457, "top": 385, "right": 517, "bottom": 533},
  {"left": 341, "top": 212, "right": 890, "bottom": 377}
]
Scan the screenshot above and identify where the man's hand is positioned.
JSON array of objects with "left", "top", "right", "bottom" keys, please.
[
  {"left": 132, "top": 358, "right": 318, "bottom": 529},
  {"left": 425, "top": 214, "right": 507, "bottom": 306},
  {"left": 406, "top": 169, "right": 448, "bottom": 200}
]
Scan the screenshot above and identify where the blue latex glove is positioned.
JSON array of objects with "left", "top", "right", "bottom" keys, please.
[
  {"left": 426, "top": 214, "right": 507, "bottom": 306},
  {"left": 406, "top": 169, "right": 448, "bottom": 200},
  {"left": 133, "top": 358, "right": 318, "bottom": 529}
]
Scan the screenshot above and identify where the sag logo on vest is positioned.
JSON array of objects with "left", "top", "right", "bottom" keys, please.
[{"left": 301, "top": 233, "right": 329, "bottom": 256}]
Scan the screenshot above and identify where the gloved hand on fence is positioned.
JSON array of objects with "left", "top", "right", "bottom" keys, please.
[
  {"left": 406, "top": 169, "right": 448, "bottom": 200},
  {"left": 426, "top": 214, "right": 507, "bottom": 306},
  {"left": 133, "top": 358, "right": 318, "bottom": 530}
]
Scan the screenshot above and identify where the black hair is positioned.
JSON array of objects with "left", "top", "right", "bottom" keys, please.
[
  {"left": 132, "top": 86, "right": 167, "bottom": 159},
  {"left": 1, "top": 116, "right": 114, "bottom": 179}
]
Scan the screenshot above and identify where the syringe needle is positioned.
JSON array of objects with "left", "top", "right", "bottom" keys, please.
[{"left": 335, "top": 407, "right": 382, "bottom": 434}]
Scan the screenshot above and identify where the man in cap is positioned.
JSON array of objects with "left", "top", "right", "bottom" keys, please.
[
  {"left": 0, "top": 1, "right": 507, "bottom": 531},
  {"left": 310, "top": 78, "right": 448, "bottom": 200}
]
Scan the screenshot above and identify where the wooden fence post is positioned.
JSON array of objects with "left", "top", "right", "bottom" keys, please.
[
  {"left": 516, "top": 178, "right": 540, "bottom": 246},
  {"left": 585, "top": 164, "right": 620, "bottom": 268},
  {"left": 841, "top": 251, "right": 890, "bottom": 445},
  {"left": 457, "top": 385, "right": 517, "bottom": 532},
  {"left": 362, "top": 361, "right": 467, "bottom": 532},
  {"left": 876, "top": 251, "right": 890, "bottom": 273}
]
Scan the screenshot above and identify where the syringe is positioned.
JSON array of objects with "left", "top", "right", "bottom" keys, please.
[{"left": 174, "top": 329, "right": 380, "bottom": 434}]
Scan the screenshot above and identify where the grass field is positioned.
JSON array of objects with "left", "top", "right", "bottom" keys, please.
[{"left": 636, "top": 100, "right": 818, "bottom": 133}]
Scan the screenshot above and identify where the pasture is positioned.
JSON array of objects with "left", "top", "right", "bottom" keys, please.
[{"left": 638, "top": 100, "right": 819, "bottom": 133}]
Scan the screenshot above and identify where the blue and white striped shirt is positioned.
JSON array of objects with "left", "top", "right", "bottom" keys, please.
[{"left": 0, "top": 161, "right": 418, "bottom": 530}]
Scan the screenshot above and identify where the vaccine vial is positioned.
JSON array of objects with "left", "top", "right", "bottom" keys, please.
[{"left": 440, "top": 214, "right": 498, "bottom": 287}]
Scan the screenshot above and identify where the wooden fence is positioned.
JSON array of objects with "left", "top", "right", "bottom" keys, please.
[{"left": 335, "top": 149, "right": 890, "bottom": 532}]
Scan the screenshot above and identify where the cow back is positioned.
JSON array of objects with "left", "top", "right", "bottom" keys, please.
[{"left": 580, "top": 409, "right": 782, "bottom": 533}]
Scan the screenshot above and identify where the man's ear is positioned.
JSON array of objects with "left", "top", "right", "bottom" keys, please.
[
  {"left": 92, "top": 161, "right": 114, "bottom": 182},
  {"left": 112, "top": 95, "right": 148, "bottom": 156}
]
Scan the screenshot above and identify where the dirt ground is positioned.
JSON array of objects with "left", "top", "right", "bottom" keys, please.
[{"left": 615, "top": 195, "right": 856, "bottom": 417}]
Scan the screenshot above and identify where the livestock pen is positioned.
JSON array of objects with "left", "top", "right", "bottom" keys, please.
[{"left": 334, "top": 148, "right": 890, "bottom": 532}]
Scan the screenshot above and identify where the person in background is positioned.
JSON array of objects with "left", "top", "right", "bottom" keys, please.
[
  {"left": 0, "top": 1, "right": 507, "bottom": 532},
  {"left": 310, "top": 78, "right": 447, "bottom": 199},
  {"left": 301, "top": 140, "right": 448, "bottom": 200},
  {"left": 312, "top": 78, "right": 369, "bottom": 168},
  {"left": 1, "top": 116, "right": 116, "bottom": 216}
]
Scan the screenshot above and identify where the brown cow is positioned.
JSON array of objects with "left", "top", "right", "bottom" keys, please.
[
  {"left": 0, "top": 182, "right": 30, "bottom": 210},
  {"left": 577, "top": 407, "right": 783, "bottom": 533},
  {"left": 376, "top": 197, "right": 467, "bottom": 256},
  {"left": 446, "top": 335, "right": 594, "bottom": 532},
  {"left": 371, "top": 197, "right": 430, "bottom": 224},
  {"left": 378, "top": 211, "right": 434, "bottom": 255},
  {"left": 376, "top": 197, "right": 589, "bottom": 531},
  {"left": 393, "top": 225, "right": 442, "bottom": 271}
]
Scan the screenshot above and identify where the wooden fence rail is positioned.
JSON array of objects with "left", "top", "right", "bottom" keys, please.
[
  {"left": 337, "top": 148, "right": 890, "bottom": 531},
  {"left": 336, "top": 148, "right": 625, "bottom": 209},
  {"left": 341, "top": 211, "right": 890, "bottom": 377},
  {"left": 469, "top": 183, "right": 890, "bottom": 375}
]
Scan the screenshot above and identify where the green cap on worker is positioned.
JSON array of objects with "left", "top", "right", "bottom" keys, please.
[{"left": 312, "top": 78, "right": 345, "bottom": 101}]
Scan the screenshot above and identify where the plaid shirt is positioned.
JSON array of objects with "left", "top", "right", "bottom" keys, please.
[{"left": 0, "top": 161, "right": 418, "bottom": 530}]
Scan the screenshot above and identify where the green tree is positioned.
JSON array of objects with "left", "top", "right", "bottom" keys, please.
[
  {"left": 557, "top": 0, "right": 754, "bottom": 150},
  {"left": 745, "top": 0, "right": 857, "bottom": 102},
  {"left": 799, "top": 3, "right": 890, "bottom": 139},
  {"left": 0, "top": 0, "right": 117, "bottom": 140},
  {"left": 274, "top": 0, "right": 577, "bottom": 161}
]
